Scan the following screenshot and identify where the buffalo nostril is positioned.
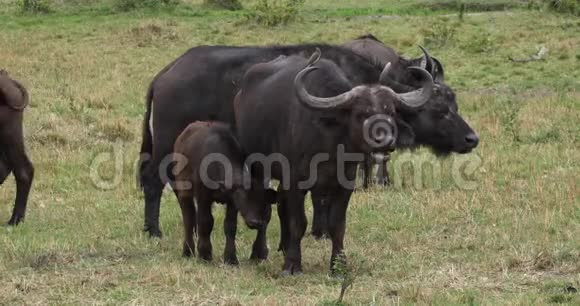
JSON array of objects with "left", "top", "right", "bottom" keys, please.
[{"left": 465, "top": 133, "right": 479, "bottom": 147}]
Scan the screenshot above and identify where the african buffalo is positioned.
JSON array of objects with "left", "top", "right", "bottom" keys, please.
[
  {"left": 307, "top": 35, "right": 481, "bottom": 239},
  {"left": 172, "top": 121, "right": 277, "bottom": 264},
  {"left": 342, "top": 34, "right": 479, "bottom": 186},
  {"left": 139, "top": 38, "right": 477, "bottom": 239},
  {"left": 0, "top": 70, "right": 34, "bottom": 226},
  {"left": 235, "top": 50, "right": 433, "bottom": 274},
  {"left": 140, "top": 43, "right": 396, "bottom": 238}
]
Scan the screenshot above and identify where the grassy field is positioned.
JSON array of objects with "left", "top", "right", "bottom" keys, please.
[{"left": 1, "top": 0, "right": 579, "bottom": 304}]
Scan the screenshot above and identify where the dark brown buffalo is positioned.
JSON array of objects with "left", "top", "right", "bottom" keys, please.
[
  {"left": 0, "top": 70, "right": 34, "bottom": 225},
  {"left": 235, "top": 50, "right": 433, "bottom": 274},
  {"left": 172, "top": 121, "right": 277, "bottom": 264}
]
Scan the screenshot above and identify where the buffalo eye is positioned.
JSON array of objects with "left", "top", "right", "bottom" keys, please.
[{"left": 356, "top": 113, "right": 367, "bottom": 122}]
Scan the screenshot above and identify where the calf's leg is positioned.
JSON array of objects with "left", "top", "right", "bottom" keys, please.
[
  {"left": 175, "top": 188, "right": 196, "bottom": 257},
  {"left": 196, "top": 194, "right": 214, "bottom": 261},
  {"left": 223, "top": 203, "right": 239, "bottom": 265}
]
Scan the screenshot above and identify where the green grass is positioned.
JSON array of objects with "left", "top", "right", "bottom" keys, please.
[{"left": 1, "top": 1, "right": 579, "bottom": 304}]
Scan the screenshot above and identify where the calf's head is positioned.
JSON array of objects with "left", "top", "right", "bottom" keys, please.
[
  {"left": 227, "top": 175, "right": 277, "bottom": 230},
  {"left": 294, "top": 50, "right": 434, "bottom": 154}
]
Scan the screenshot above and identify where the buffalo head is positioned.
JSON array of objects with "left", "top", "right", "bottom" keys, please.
[
  {"left": 343, "top": 36, "right": 479, "bottom": 155},
  {"left": 294, "top": 49, "right": 434, "bottom": 154},
  {"left": 380, "top": 52, "right": 478, "bottom": 155}
]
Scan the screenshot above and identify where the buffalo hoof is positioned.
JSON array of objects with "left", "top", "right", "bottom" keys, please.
[
  {"left": 281, "top": 262, "right": 303, "bottom": 276},
  {"left": 224, "top": 255, "right": 239, "bottom": 266},
  {"left": 144, "top": 226, "right": 163, "bottom": 238},
  {"left": 311, "top": 229, "right": 329, "bottom": 240},
  {"left": 250, "top": 246, "right": 269, "bottom": 261},
  {"left": 277, "top": 240, "right": 288, "bottom": 254},
  {"left": 7, "top": 215, "right": 24, "bottom": 226},
  {"left": 182, "top": 245, "right": 195, "bottom": 258},
  {"left": 198, "top": 245, "right": 212, "bottom": 262}
]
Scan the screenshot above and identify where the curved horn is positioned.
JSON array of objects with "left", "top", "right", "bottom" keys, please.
[
  {"left": 378, "top": 62, "right": 393, "bottom": 85},
  {"left": 294, "top": 66, "right": 354, "bottom": 110},
  {"left": 379, "top": 62, "right": 416, "bottom": 93},
  {"left": 418, "top": 45, "right": 435, "bottom": 75},
  {"left": 0, "top": 74, "right": 28, "bottom": 111},
  {"left": 396, "top": 67, "right": 433, "bottom": 109},
  {"left": 307, "top": 48, "right": 321, "bottom": 66},
  {"left": 432, "top": 57, "right": 445, "bottom": 82}
]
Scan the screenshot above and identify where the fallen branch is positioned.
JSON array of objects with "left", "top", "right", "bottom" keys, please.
[{"left": 509, "top": 46, "right": 548, "bottom": 63}]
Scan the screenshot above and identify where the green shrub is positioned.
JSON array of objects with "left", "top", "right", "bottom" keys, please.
[
  {"left": 527, "top": 0, "right": 580, "bottom": 15},
  {"left": 113, "top": 0, "right": 179, "bottom": 12},
  {"left": 245, "top": 0, "right": 305, "bottom": 27},
  {"left": 204, "top": 0, "right": 242, "bottom": 11},
  {"left": 421, "top": 17, "right": 459, "bottom": 48},
  {"left": 462, "top": 31, "right": 496, "bottom": 53},
  {"left": 18, "top": 0, "right": 51, "bottom": 14},
  {"left": 546, "top": 0, "right": 580, "bottom": 15}
]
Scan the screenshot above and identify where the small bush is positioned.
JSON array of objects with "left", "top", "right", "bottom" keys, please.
[
  {"left": 245, "top": 0, "right": 305, "bottom": 27},
  {"left": 421, "top": 18, "right": 459, "bottom": 48},
  {"left": 113, "top": 0, "right": 178, "bottom": 12},
  {"left": 19, "top": 0, "right": 51, "bottom": 14},
  {"left": 204, "top": 0, "right": 242, "bottom": 11},
  {"left": 547, "top": 0, "right": 580, "bottom": 15},
  {"left": 462, "top": 31, "right": 496, "bottom": 54},
  {"left": 527, "top": 0, "right": 580, "bottom": 15}
]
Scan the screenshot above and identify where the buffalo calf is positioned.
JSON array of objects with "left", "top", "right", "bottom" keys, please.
[
  {"left": 0, "top": 70, "right": 34, "bottom": 226},
  {"left": 173, "top": 121, "right": 277, "bottom": 264}
]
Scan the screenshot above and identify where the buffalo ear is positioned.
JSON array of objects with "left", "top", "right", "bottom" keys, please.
[
  {"left": 265, "top": 188, "right": 278, "bottom": 204},
  {"left": 395, "top": 117, "right": 415, "bottom": 148}
]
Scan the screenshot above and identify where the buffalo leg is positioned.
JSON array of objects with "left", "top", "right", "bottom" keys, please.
[
  {"left": 141, "top": 160, "right": 165, "bottom": 237},
  {"left": 281, "top": 189, "right": 307, "bottom": 276},
  {"left": 277, "top": 188, "right": 289, "bottom": 253},
  {"left": 197, "top": 194, "right": 214, "bottom": 261},
  {"left": 327, "top": 188, "right": 353, "bottom": 275},
  {"left": 223, "top": 203, "right": 239, "bottom": 265},
  {"left": 311, "top": 192, "right": 329, "bottom": 239},
  {"left": 376, "top": 159, "right": 391, "bottom": 186},
  {"left": 362, "top": 154, "right": 373, "bottom": 189},
  {"left": 5, "top": 144, "right": 34, "bottom": 226},
  {"left": 141, "top": 131, "right": 177, "bottom": 238},
  {"left": 176, "top": 189, "right": 196, "bottom": 257},
  {"left": 0, "top": 157, "right": 12, "bottom": 185},
  {"left": 250, "top": 204, "right": 271, "bottom": 261}
]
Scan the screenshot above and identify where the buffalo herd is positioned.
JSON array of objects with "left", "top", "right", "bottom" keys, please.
[{"left": 1, "top": 34, "right": 478, "bottom": 276}]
